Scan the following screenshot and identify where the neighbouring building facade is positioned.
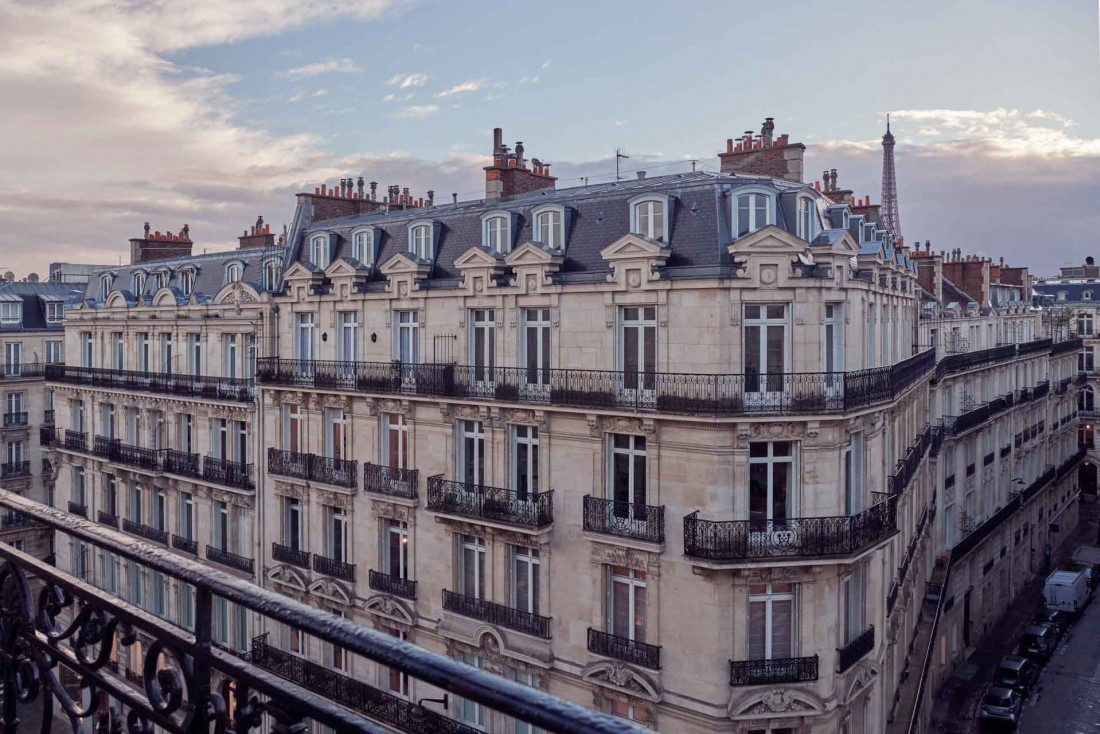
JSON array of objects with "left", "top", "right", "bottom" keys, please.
[{"left": 40, "top": 122, "right": 1085, "bottom": 734}]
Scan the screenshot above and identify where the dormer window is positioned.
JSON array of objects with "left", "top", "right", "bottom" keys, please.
[
  {"left": 409, "top": 224, "right": 431, "bottom": 260},
  {"left": 263, "top": 260, "right": 280, "bottom": 291},
  {"left": 99, "top": 275, "right": 112, "bottom": 299},
  {"left": 0, "top": 302, "right": 21, "bottom": 324},
  {"left": 842, "top": 210, "right": 850, "bottom": 229},
  {"left": 484, "top": 215, "right": 509, "bottom": 254},
  {"left": 862, "top": 223, "right": 874, "bottom": 242},
  {"left": 734, "top": 192, "right": 771, "bottom": 237},
  {"left": 630, "top": 196, "right": 667, "bottom": 243},
  {"left": 226, "top": 263, "right": 242, "bottom": 284},
  {"left": 1058, "top": 291, "right": 1067, "bottom": 301},
  {"left": 534, "top": 208, "right": 563, "bottom": 249},
  {"left": 179, "top": 269, "right": 194, "bottom": 296},
  {"left": 310, "top": 235, "right": 330, "bottom": 269},
  {"left": 1086, "top": 291, "right": 1093, "bottom": 301},
  {"left": 132, "top": 272, "right": 146, "bottom": 295},
  {"left": 352, "top": 229, "right": 373, "bottom": 264},
  {"left": 797, "top": 198, "right": 814, "bottom": 240},
  {"left": 45, "top": 302, "right": 63, "bottom": 323},
  {"left": 155, "top": 271, "right": 169, "bottom": 290}
]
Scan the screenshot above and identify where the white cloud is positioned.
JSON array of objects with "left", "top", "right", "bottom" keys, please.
[
  {"left": 387, "top": 72, "right": 428, "bottom": 89},
  {"left": 434, "top": 79, "right": 485, "bottom": 98},
  {"left": 313, "top": 88, "right": 328, "bottom": 97},
  {"left": 541, "top": 60, "right": 551, "bottom": 69},
  {"left": 519, "top": 76, "right": 539, "bottom": 84},
  {"left": 395, "top": 104, "right": 440, "bottom": 119},
  {"left": 382, "top": 93, "right": 395, "bottom": 101},
  {"left": 287, "top": 91, "right": 305, "bottom": 103},
  {"left": 277, "top": 57, "right": 361, "bottom": 79},
  {"left": 614, "top": 120, "right": 626, "bottom": 127}
]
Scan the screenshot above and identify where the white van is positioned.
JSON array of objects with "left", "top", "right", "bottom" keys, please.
[{"left": 1044, "top": 569, "right": 1090, "bottom": 614}]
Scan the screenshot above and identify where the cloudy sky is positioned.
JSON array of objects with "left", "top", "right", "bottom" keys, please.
[{"left": 0, "top": 0, "right": 1097, "bottom": 277}]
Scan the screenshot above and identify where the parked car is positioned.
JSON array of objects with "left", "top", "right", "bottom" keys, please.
[
  {"left": 1019, "top": 624, "right": 1058, "bottom": 663},
  {"left": 992, "top": 654, "right": 1041, "bottom": 696},
  {"left": 1034, "top": 606, "right": 1069, "bottom": 633},
  {"left": 980, "top": 686, "right": 1023, "bottom": 728}
]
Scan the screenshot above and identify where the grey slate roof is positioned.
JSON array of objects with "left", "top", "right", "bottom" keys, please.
[
  {"left": 1033, "top": 281, "right": 1100, "bottom": 303},
  {"left": 0, "top": 281, "right": 81, "bottom": 331}
]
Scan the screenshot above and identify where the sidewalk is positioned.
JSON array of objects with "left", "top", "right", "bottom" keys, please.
[{"left": 930, "top": 498, "right": 1100, "bottom": 733}]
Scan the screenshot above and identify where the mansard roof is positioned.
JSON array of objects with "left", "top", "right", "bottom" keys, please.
[{"left": 0, "top": 281, "right": 77, "bottom": 331}]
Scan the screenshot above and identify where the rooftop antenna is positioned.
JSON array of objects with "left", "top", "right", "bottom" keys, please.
[
  {"left": 690, "top": 159, "right": 698, "bottom": 173},
  {"left": 615, "top": 148, "right": 629, "bottom": 181}
]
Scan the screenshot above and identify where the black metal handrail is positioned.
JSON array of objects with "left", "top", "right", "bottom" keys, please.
[
  {"left": 0, "top": 511, "right": 30, "bottom": 529},
  {"left": 163, "top": 448, "right": 201, "bottom": 478},
  {"left": 63, "top": 429, "right": 87, "bottom": 452},
  {"left": 314, "top": 554, "right": 356, "bottom": 582},
  {"left": 363, "top": 463, "right": 419, "bottom": 499},
  {"left": 427, "top": 475, "right": 553, "bottom": 528},
  {"left": 40, "top": 426, "right": 57, "bottom": 446},
  {"left": 172, "top": 534, "right": 198, "bottom": 555},
  {"left": 91, "top": 436, "right": 161, "bottom": 471},
  {"left": 0, "top": 362, "right": 46, "bottom": 379},
  {"left": 122, "top": 518, "right": 167, "bottom": 544},
  {"left": 582, "top": 496, "right": 665, "bottom": 544},
  {"left": 683, "top": 496, "right": 897, "bottom": 562},
  {"left": 837, "top": 626, "right": 874, "bottom": 673},
  {"left": 202, "top": 455, "right": 255, "bottom": 491},
  {"left": 256, "top": 350, "right": 936, "bottom": 416},
  {"left": 206, "top": 544, "right": 255, "bottom": 574},
  {"left": 368, "top": 569, "right": 417, "bottom": 600},
  {"left": 889, "top": 424, "right": 933, "bottom": 495},
  {"left": 0, "top": 460, "right": 30, "bottom": 478},
  {"left": 267, "top": 448, "right": 357, "bottom": 489},
  {"left": 953, "top": 465, "right": 1058, "bottom": 562},
  {"left": 1053, "top": 337, "right": 1084, "bottom": 355},
  {"left": 1018, "top": 337, "right": 1054, "bottom": 355},
  {"left": 268, "top": 447, "right": 311, "bottom": 480},
  {"left": 67, "top": 500, "right": 86, "bottom": 517},
  {"left": 272, "top": 542, "right": 311, "bottom": 569},
  {"left": 729, "top": 655, "right": 819, "bottom": 686},
  {"left": 586, "top": 628, "right": 660, "bottom": 670},
  {"left": 97, "top": 510, "right": 119, "bottom": 529},
  {"left": 2, "top": 411, "right": 28, "bottom": 427},
  {"left": 46, "top": 364, "right": 255, "bottom": 402},
  {"left": 442, "top": 589, "right": 551, "bottom": 639}
]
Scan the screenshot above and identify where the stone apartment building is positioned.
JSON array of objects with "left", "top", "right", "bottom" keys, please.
[{"left": 42, "top": 122, "right": 1085, "bottom": 734}]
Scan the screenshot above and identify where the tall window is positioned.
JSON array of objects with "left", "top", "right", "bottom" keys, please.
[
  {"left": 749, "top": 441, "right": 795, "bottom": 529},
  {"left": 324, "top": 408, "right": 346, "bottom": 460},
  {"left": 136, "top": 333, "right": 149, "bottom": 372},
  {"left": 310, "top": 236, "right": 330, "bottom": 268},
  {"left": 103, "top": 551, "right": 117, "bottom": 594},
  {"left": 3, "top": 342, "right": 20, "bottom": 376},
  {"left": 179, "top": 492, "right": 194, "bottom": 541},
  {"left": 470, "top": 309, "right": 495, "bottom": 383},
  {"left": 512, "top": 426, "right": 539, "bottom": 500},
  {"left": 223, "top": 335, "right": 238, "bottom": 378},
  {"left": 511, "top": 546, "right": 540, "bottom": 614},
  {"left": 263, "top": 260, "right": 280, "bottom": 291},
  {"left": 245, "top": 335, "right": 257, "bottom": 379},
  {"left": 5, "top": 440, "right": 23, "bottom": 466},
  {"left": 607, "top": 566, "right": 646, "bottom": 642},
  {"left": 283, "top": 497, "right": 302, "bottom": 550},
  {"left": 155, "top": 271, "right": 169, "bottom": 290},
  {"left": 394, "top": 311, "right": 418, "bottom": 363},
  {"left": 736, "top": 192, "right": 769, "bottom": 237},
  {"left": 103, "top": 475, "right": 117, "bottom": 516},
  {"left": 72, "top": 467, "right": 85, "bottom": 506},
  {"left": 457, "top": 420, "right": 485, "bottom": 486},
  {"left": 112, "top": 332, "right": 124, "bottom": 370},
  {"left": 619, "top": 306, "right": 656, "bottom": 393},
  {"left": 387, "top": 630, "right": 410, "bottom": 697},
  {"left": 178, "top": 413, "right": 193, "bottom": 453},
  {"left": 187, "top": 334, "right": 203, "bottom": 376},
  {"left": 99, "top": 275, "right": 111, "bottom": 300},
  {"left": 743, "top": 304, "right": 787, "bottom": 394},
  {"left": 609, "top": 434, "right": 646, "bottom": 509},
  {"left": 823, "top": 304, "right": 844, "bottom": 373},
  {"left": 179, "top": 270, "right": 194, "bottom": 296},
  {"left": 128, "top": 483, "right": 143, "bottom": 523},
  {"left": 843, "top": 568, "right": 864, "bottom": 644},
  {"left": 454, "top": 653, "right": 486, "bottom": 727},
  {"left": 179, "top": 582, "right": 195, "bottom": 631},
  {"left": 534, "top": 209, "right": 562, "bottom": 249},
  {"left": 72, "top": 539, "right": 87, "bottom": 581},
  {"left": 797, "top": 198, "right": 814, "bottom": 240},
  {"left": 153, "top": 490, "right": 166, "bottom": 531},
  {"left": 845, "top": 432, "right": 864, "bottom": 514},
  {"left": 151, "top": 571, "right": 166, "bottom": 617},
  {"left": 213, "top": 501, "right": 229, "bottom": 551},
  {"left": 226, "top": 263, "right": 242, "bottom": 283},
  {"left": 409, "top": 224, "right": 431, "bottom": 260},
  {"left": 632, "top": 199, "right": 665, "bottom": 242},
  {"left": 129, "top": 561, "right": 143, "bottom": 608},
  {"left": 484, "top": 215, "right": 509, "bottom": 253},
  {"left": 5, "top": 392, "right": 23, "bottom": 419},
  {"left": 384, "top": 520, "right": 409, "bottom": 579},
  {"left": 295, "top": 314, "right": 315, "bottom": 362},
  {"left": 521, "top": 308, "right": 551, "bottom": 388},
  {"left": 352, "top": 230, "right": 372, "bottom": 264},
  {"left": 1081, "top": 347, "right": 1095, "bottom": 373},
  {"left": 459, "top": 535, "right": 485, "bottom": 599},
  {"left": 338, "top": 312, "right": 358, "bottom": 362},
  {"left": 383, "top": 413, "right": 409, "bottom": 469},
  {"left": 748, "top": 582, "right": 796, "bottom": 660},
  {"left": 282, "top": 404, "right": 303, "bottom": 452},
  {"left": 325, "top": 506, "right": 348, "bottom": 562},
  {"left": 45, "top": 340, "right": 62, "bottom": 365},
  {"left": 159, "top": 332, "right": 173, "bottom": 372}
]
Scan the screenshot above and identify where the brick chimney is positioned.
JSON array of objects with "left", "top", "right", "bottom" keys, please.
[
  {"left": 130, "top": 223, "right": 193, "bottom": 264},
  {"left": 299, "top": 176, "right": 410, "bottom": 225},
  {"left": 718, "top": 118, "right": 805, "bottom": 182},
  {"left": 239, "top": 216, "right": 276, "bottom": 250},
  {"left": 820, "top": 168, "right": 854, "bottom": 205},
  {"left": 851, "top": 196, "right": 881, "bottom": 222},
  {"left": 484, "top": 127, "right": 556, "bottom": 199},
  {"left": 942, "top": 253, "right": 991, "bottom": 305}
]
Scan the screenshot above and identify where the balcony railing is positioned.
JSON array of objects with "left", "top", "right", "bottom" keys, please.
[
  {"left": 256, "top": 349, "right": 935, "bottom": 417},
  {"left": 363, "top": 463, "right": 419, "bottom": 499},
  {"left": 40, "top": 426, "right": 57, "bottom": 446},
  {"left": 1053, "top": 337, "right": 1084, "bottom": 355},
  {"left": 45, "top": 364, "right": 255, "bottom": 402},
  {"left": 0, "top": 511, "right": 30, "bottom": 529},
  {"left": 888, "top": 423, "right": 933, "bottom": 495},
  {"left": 91, "top": 436, "right": 161, "bottom": 472},
  {"left": 314, "top": 554, "right": 356, "bottom": 582},
  {"left": 442, "top": 590, "right": 551, "bottom": 639},
  {"left": 3, "top": 411, "right": 28, "bottom": 427},
  {"left": 97, "top": 509, "right": 119, "bottom": 529},
  {"left": 586, "top": 628, "right": 661, "bottom": 670},
  {"left": 729, "top": 655, "right": 819, "bottom": 686},
  {"left": 0, "top": 362, "right": 46, "bottom": 379},
  {"left": 206, "top": 544, "right": 255, "bottom": 574},
  {"left": 0, "top": 489, "right": 629, "bottom": 734},
  {"left": 63, "top": 429, "right": 87, "bottom": 452},
  {"left": 427, "top": 475, "right": 553, "bottom": 529},
  {"left": 267, "top": 448, "right": 357, "bottom": 489},
  {"left": 171, "top": 534, "right": 198, "bottom": 555},
  {"left": 1018, "top": 337, "right": 1054, "bottom": 355},
  {"left": 837, "top": 626, "right": 875, "bottom": 673},
  {"left": 1034, "top": 381, "right": 1050, "bottom": 400},
  {"left": 202, "top": 455, "right": 255, "bottom": 491},
  {"left": 582, "top": 496, "right": 665, "bottom": 544},
  {"left": 163, "top": 448, "right": 201, "bottom": 478},
  {"left": 0, "top": 460, "right": 30, "bottom": 478},
  {"left": 272, "top": 542, "right": 311, "bottom": 569},
  {"left": 67, "top": 500, "right": 86, "bottom": 517},
  {"left": 683, "top": 496, "right": 897, "bottom": 562},
  {"left": 122, "top": 518, "right": 167, "bottom": 544},
  {"left": 368, "top": 569, "right": 417, "bottom": 600}
]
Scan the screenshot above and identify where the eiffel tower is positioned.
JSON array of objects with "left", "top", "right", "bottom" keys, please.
[{"left": 881, "top": 114, "right": 901, "bottom": 236}]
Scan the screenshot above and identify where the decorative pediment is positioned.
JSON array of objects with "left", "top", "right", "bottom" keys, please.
[
  {"left": 104, "top": 291, "right": 130, "bottom": 308},
  {"left": 212, "top": 282, "right": 261, "bottom": 307},
  {"left": 728, "top": 687, "right": 825, "bottom": 719},
  {"left": 379, "top": 252, "right": 431, "bottom": 298},
  {"left": 599, "top": 234, "right": 670, "bottom": 289},
  {"left": 281, "top": 261, "right": 318, "bottom": 282},
  {"left": 454, "top": 246, "right": 507, "bottom": 294},
  {"left": 323, "top": 258, "right": 363, "bottom": 279},
  {"left": 580, "top": 660, "right": 661, "bottom": 702},
  {"left": 266, "top": 564, "right": 308, "bottom": 593},
  {"left": 307, "top": 577, "right": 352, "bottom": 606},
  {"left": 504, "top": 242, "right": 563, "bottom": 293},
  {"left": 362, "top": 593, "right": 416, "bottom": 626},
  {"left": 151, "top": 287, "right": 181, "bottom": 307},
  {"left": 727, "top": 225, "right": 809, "bottom": 256}
]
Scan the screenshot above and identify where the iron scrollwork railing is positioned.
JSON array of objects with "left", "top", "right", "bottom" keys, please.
[
  {"left": 205, "top": 544, "right": 255, "bottom": 575},
  {"left": 267, "top": 448, "right": 358, "bottom": 489},
  {"left": 63, "top": 430, "right": 87, "bottom": 453},
  {"left": 427, "top": 475, "right": 554, "bottom": 528},
  {"left": 0, "top": 461, "right": 30, "bottom": 479},
  {"left": 368, "top": 569, "right": 417, "bottom": 600},
  {"left": 0, "top": 488, "right": 635, "bottom": 734},
  {"left": 581, "top": 496, "right": 665, "bottom": 544},
  {"left": 363, "top": 463, "right": 419, "bottom": 499},
  {"left": 729, "top": 655, "right": 819, "bottom": 686},
  {"left": 46, "top": 364, "right": 255, "bottom": 403},
  {"left": 272, "top": 542, "right": 310, "bottom": 569},
  {"left": 442, "top": 590, "right": 551, "bottom": 639},
  {"left": 837, "top": 626, "right": 875, "bottom": 673},
  {"left": 586, "top": 628, "right": 661, "bottom": 670},
  {"left": 313, "top": 554, "right": 355, "bottom": 582},
  {"left": 202, "top": 455, "right": 255, "bottom": 491}
]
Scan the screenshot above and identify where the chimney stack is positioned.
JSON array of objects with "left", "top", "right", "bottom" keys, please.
[
  {"left": 718, "top": 118, "right": 805, "bottom": 182},
  {"left": 238, "top": 215, "right": 275, "bottom": 250},
  {"left": 130, "top": 223, "right": 193, "bottom": 264},
  {"left": 484, "top": 126, "right": 556, "bottom": 199}
]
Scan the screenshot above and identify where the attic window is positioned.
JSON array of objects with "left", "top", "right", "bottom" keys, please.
[
  {"left": 226, "top": 263, "right": 242, "bottom": 284},
  {"left": 0, "top": 302, "right": 21, "bottom": 324},
  {"left": 310, "top": 235, "right": 330, "bottom": 269},
  {"left": 263, "top": 260, "right": 280, "bottom": 291},
  {"left": 179, "top": 269, "right": 194, "bottom": 296},
  {"left": 1085, "top": 291, "right": 1093, "bottom": 301},
  {"left": 797, "top": 198, "right": 814, "bottom": 240},
  {"left": 99, "top": 275, "right": 111, "bottom": 300},
  {"left": 352, "top": 229, "right": 373, "bottom": 264},
  {"left": 45, "top": 302, "right": 64, "bottom": 323},
  {"left": 842, "top": 210, "right": 850, "bottom": 229},
  {"left": 533, "top": 207, "right": 564, "bottom": 249},
  {"left": 132, "top": 272, "right": 146, "bottom": 295},
  {"left": 484, "top": 215, "right": 509, "bottom": 254},
  {"left": 630, "top": 196, "right": 667, "bottom": 243},
  {"left": 734, "top": 192, "right": 771, "bottom": 237},
  {"left": 155, "top": 271, "right": 169, "bottom": 290},
  {"left": 1058, "top": 291, "right": 1067, "bottom": 301},
  {"left": 409, "top": 224, "right": 431, "bottom": 260}
]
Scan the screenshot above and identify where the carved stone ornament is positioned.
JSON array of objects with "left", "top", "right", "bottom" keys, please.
[
  {"left": 266, "top": 565, "right": 308, "bottom": 594},
  {"left": 362, "top": 594, "right": 416, "bottom": 626},
  {"left": 739, "top": 689, "right": 813, "bottom": 715},
  {"left": 273, "top": 482, "right": 308, "bottom": 501},
  {"left": 590, "top": 542, "right": 659, "bottom": 575},
  {"left": 581, "top": 660, "right": 661, "bottom": 702},
  {"left": 750, "top": 422, "right": 805, "bottom": 440},
  {"left": 504, "top": 408, "right": 536, "bottom": 426},
  {"left": 308, "top": 578, "right": 352, "bottom": 606},
  {"left": 371, "top": 501, "right": 412, "bottom": 523}
]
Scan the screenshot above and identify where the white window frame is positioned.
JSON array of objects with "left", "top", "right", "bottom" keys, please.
[
  {"left": 384, "top": 519, "right": 409, "bottom": 579},
  {"left": 408, "top": 223, "right": 432, "bottom": 261},
  {"left": 393, "top": 311, "right": 419, "bottom": 364},
  {"left": 3, "top": 342, "right": 21, "bottom": 376},
  {"left": 338, "top": 312, "right": 358, "bottom": 362},
  {"left": 607, "top": 565, "right": 647, "bottom": 642},
  {"left": 748, "top": 581, "right": 797, "bottom": 660},
  {"left": 178, "top": 269, "right": 195, "bottom": 296},
  {"left": 743, "top": 303, "right": 790, "bottom": 400},
  {"left": 295, "top": 313, "right": 315, "bottom": 362},
  {"left": 382, "top": 413, "right": 409, "bottom": 470},
  {"left": 283, "top": 496, "right": 302, "bottom": 550},
  {"left": 481, "top": 212, "right": 511, "bottom": 254},
  {"left": 797, "top": 196, "right": 815, "bottom": 240},
  {"left": 456, "top": 420, "right": 485, "bottom": 487},
  {"left": 99, "top": 275, "right": 112, "bottom": 300},
  {"left": 132, "top": 271, "right": 146, "bottom": 295},
  {"left": 531, "top": 204, "right": 565, "bottom": 250},
  {"left": 608, "top": 433, "right": 646, "bottom": 508},
  {"left": 520, "top": 308, "right": 551, "bottom": 390},
  {"left": 45, "top": 302, "right": 63, "bottom": 323},
  {"left": 0, "top": 303, "right": 21, "bottom": 324},
  {"left": 511, "top": 425, "right": 539, "bottom": 499},
  {"left": 510, "top": 546, "right": 540, "bottom": 615},
  {"left": 733, "top": 189, "right": 773, "bottom": 238},
  {"left": 629, "top": 194, "right": 668, "bottom": 243},
  {"left": 351, "top": 228, "right": 374, "bottom": 264},
  {"left": 617, "top": 305, "right": 657, "bottom": 397},
  {"left": 225, "top": 262, "right": 242, "bottom": 284},
  {"left": 325, "top": 506, "right": 348, "bottom": 562},
  {"left": 748, "top": 440, "right": 798, "bottom": 528},
  {"left": 459, "top": 534, "right": 486, "bottom": 600},
  {"left": 469, "top": 309, "right": 496, "bottom": 383},
  {"left": 310, "top": 235, "right": 330, "bottom": 268}
]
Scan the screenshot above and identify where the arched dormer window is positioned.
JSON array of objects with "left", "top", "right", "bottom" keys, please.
[
  {"left": 225, "top": 262, "right": 243, "bottom": 284},
  {"left": 1058, "top": 291, "right": 1068, "bottom": 302},
  {"left": 733, "top": 189, "right": 773, "bottom": 238},
  {"left": 351, "top": 228, "right": 374, "bottom": 264},
  {"left": 407, "top": 220, "right": 435, "bottom": 261},
  {"left": 628, "top": 194, "right": 670, "bottom": 243},
  {"left": 797, "top": 197, "right": 815, "bottom": 241},
  {"left": 99, "top": 274, "right": 112, "bottom": 300},
  {"left": 482, "top": 213, "right": 510, "bottom": 254},
  {"left": 178, "top": 268, "right": 195, "bottom": 296},
  {"left": 531, "top": 204, "right": 566, "bottom": 250},
  {"left": 131, "top": 271, "right": 146, "bottom": 296},
  {"left": 263, "top": 260, "right": 280, "bottom": 291},
  {"left": 1085, "top": 291, "right": 1093, "bottom": 301},
  {"left": 309, "top": 235, "right": 330, "bottom": 269},
  {"left": 842, "top": 210, "right": 850, "bottom": 229},
  {"left": 154, "top": 270, "right": 170, "bottom": 290}
]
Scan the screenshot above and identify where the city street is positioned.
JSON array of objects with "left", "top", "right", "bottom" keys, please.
[{"left": 1018, "top": 593, "right": 1100, "bottom": 732}]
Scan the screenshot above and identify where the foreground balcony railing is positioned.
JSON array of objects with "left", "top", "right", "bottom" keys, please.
[
  {"left": 46, "top": 364, "right": 255, "bottom": 402},
  {"left": 202, "top": 455, "right": 255, "bottom": 491},
  {"left": 0, "top": 489, "right": 631, "bottom": 734},
  {"left": 582, "top": 496, "right": 665, "bottom": 544},
  {"left": 586, "top": 628, "right": 661, "bottom": 670},
  {"left": 368, "top": 569, "right": 417, "bottom": 600},
  {"left": 267, "top": 448, "right": 358, "bottom": 489},
  {"left": 729, "top": 655, "right": 819, "bottom": 686},
  {"left": 442, "top": 589, "right": 551, "bottom": 639},
  {"left": 0, "top": 460, "right": 30, "bottom": 478},
  {"left": 427, "top": 475, "right": 553, "bottom": 528},
  {"left": 837, "top": 626, "right": 875, "bottom": 673},
  {"left": 272, "top": 542, "right": 311, "bottom": 569},
  {"left": 313, "top": 554, "right": 356, "bottom": 581},
  {"left": 256, "top": 349, "right": 935, "bottom": 416},
  {"left": 364, "top": 462, "right": 419, "bottom": 499},
  {"left": 683, "top": 496, "right": 897, "bottom": 562},
  {"left": 206, "top": 544, "right": 255, "bottom": 574}
]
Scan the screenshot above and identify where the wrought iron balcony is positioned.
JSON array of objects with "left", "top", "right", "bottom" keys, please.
[
  {"left": 202, "top": 455, "right": 255, "bottom": 491},
  {"left": 0, "top": 361, "right": 45, "bottom": 379},
  {"left": 427, "top": 475, "right": 553, "bottom": 529},
  {"left": 0, "top": 489, "right": 626, "bottom": 734},
  {"left": 683, "top": 496, "right": 897, "bottom": 562},
  {"left": 314, "top": 554, "right": 356, "bottom": 582},
  {"left": 206, "top": 544, "right": 254, "bottom": 574},
  {"left": 45, "top": 364, "right": 255, "bottom": 402},
  {"left": 363, "top": 462, "right": 419, "bottom": 499},
  {"left": 3, "top": 411, "right": 28, "bottom": 427},
  {"left": 43, "top": 408, "right": 54, "bottom": 424},
  {"left": 1053, "top": 337, "right": 1084, "bottom": 355},
  {"left": 443, "top": 590, "right": 551, "bottom": 638},
  {"left": 368, "top": 569, "right": 417, "bottom": 600},
  {"left": 0, "top": 460, "right": 29, "bottom": 478},
  {"left": 1018, "top": 337, "right": 1054, "bottom": 355},
  {"left": 63, "top": 429, "right": 87, "bottom": 452},
  {"left": 837, "top": 626, "right": 875, "bottom": 673},
  {"left": 267, "top": 448, "right": 357, "bottom": 488},
  {"left": 272, "top": 542, "right": 311, "bottom": 569},
  {"left": 122, "top": 518, "right": 167, "bottom": 544},
  {"left": 586, "top": 628, "right": 661, "bottom": 670},
  {"left": 0, "top": 511, "right": 30, "bottom": 529},
  {"left": 1034, "top": 381, "right": 1050, "bottom": 400},
  {"left": 97, "top": 509, "right": 119, "bottom": 529},
  {"left": 729, "top": 655, "right": 819, "bottom": 686},
  {"left": 92, "top": 436, "right": 161, "bottom": 471},
  {"left": 40, "top": 425, "right": 57, "bottom": 446},
  {"left": 171, "top": 534, "right": 198, "bottom": 555},
  {"left": 256, "top": 349, "right": 935, "bottom": 417},
  {"left": 582, "top": 496, "right": 665, "bottom": 544},
  {"left": 888, "top": 423, "right": 933, "bottom": 495},
  {"left": 67, "top": 500, "right": 86, "bottom": 517},
  {"left": 163, "top": 448, "right": 201, "bottom": 478},
  {"left": 935, "top": 343, "right": 1017, "bottom": 379}
]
